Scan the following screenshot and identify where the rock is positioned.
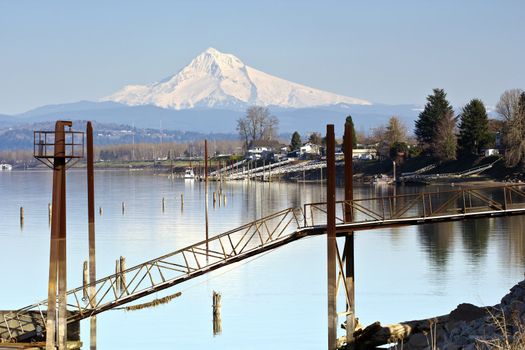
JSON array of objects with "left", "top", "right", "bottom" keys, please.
[
  {"left": 407, "top": 332, "right": 429, "bottom": 349},
  {"left": 449, "top": 303, "right": 486, "bottom": 323}
]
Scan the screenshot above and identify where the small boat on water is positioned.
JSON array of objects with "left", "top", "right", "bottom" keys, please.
[
  {"left": 371, "top": 173, "right": 394, "bottom": 185},
  {"left": 0, "top": 164, "right": 13, "bottom": 171},
  {"left": 184, "top": 168, "right": 195, "bottom": 180}
]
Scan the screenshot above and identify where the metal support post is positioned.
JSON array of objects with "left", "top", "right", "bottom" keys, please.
[
  {"left": 326, "top": 124, "right": 337, "bottom": 350},
  {"left": 87, "top": 121, "right": 97, "bottom": 350},
  {"left": 205, "top": 140, "right": 209, "bottom": 256},
  {"left": 46, "top": 121, "right": 70, "bottom": 350},
  {"left": 344, "top": 121, "right": 355, "bottom": 349}
]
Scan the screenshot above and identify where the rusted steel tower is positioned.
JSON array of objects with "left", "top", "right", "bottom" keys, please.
[
  {"left": 343, "top": 121, "right": 355, "bottom": 348},
  {"left": 86, "top": 122, "right": 97, "bottom": 350},
  {"left": 326, "top": 122, "right": 356, "bottom": 349},
  {"left": 326, "top": 124, "right": 337, "bottom": 350},
  {"left": 34, "top": 121, "right": 84, "bottom": 350}
]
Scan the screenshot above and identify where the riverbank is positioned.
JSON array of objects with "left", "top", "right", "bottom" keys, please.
[{"left": 347, "top": 278, "right": 525, "bottom": 350}]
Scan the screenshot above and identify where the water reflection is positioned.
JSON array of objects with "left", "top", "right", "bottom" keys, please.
[
  {"left": 418, "top": 221, "right": 455, "bottom": 269},
  {"left": 461, "top": 218, "right": 490, "bottom": 263},
  {"left": 2, "top": 171, "right": 525, "bottom": 349},
  {"left": 501, "top": 216, "right": 525, "bottom": 267}
]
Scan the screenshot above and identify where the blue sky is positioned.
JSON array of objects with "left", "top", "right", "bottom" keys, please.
[{"left": 0, "top": 0, "right": 523, "bottom": 114}]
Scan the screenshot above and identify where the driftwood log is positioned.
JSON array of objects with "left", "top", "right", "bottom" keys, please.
[{"left": 346, "top": 303, "right": 489, "bottom": 349}]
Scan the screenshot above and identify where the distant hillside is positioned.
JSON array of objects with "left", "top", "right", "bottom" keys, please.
[
  {"left": 0, "top": 121, "right": 237, "bottom": 151},
  {"left": 4, "top": 101, "right": 420, "bottom": 136}
]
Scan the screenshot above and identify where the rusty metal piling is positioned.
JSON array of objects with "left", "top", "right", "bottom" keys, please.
[
  {"left": 326, "top": 124, "right": 337, "bottom": 350},
  {"left": 344, "top": 121, "right": 355, "bottom": 349}
]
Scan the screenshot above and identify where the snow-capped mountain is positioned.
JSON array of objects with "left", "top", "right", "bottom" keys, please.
[{"left": 104, "top": 47, "right": 371, "bottom": 110}]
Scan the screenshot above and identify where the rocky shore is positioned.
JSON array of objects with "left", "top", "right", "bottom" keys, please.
[{"left": 350, "top": 278, "right": 525, "bottom": 349}]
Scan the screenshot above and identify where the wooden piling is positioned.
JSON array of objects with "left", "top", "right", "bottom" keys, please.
[
  {"left": 162, "top": 197, "right": 165, "bottom": 212},
  {"left": 20, "top": 206, "right": 24, "bottom": 227},
  {"left": 82, "top": 261, "right": 88, "bottom": 301},
  {"left": 181, "top": 193, "right": 184, "bottom": 206},
  {"left": 115, "top": 259, "right": 121, "bottom": 294},
  {"left": 121, "top": 202, "right": 125, "bottom": 215},
  {"left": 119, "top": 256, "right": 126, "bottom": 293},
  {"left": 99, "top": 206, "right": 103, "bottom": 215},
  {"left": 212, "top": 291, "right": 222, "bottom": 336}
]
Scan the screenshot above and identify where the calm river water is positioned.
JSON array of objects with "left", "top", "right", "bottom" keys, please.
[{"left": 1, "top": 169, "right": 524, "bottom": 349}]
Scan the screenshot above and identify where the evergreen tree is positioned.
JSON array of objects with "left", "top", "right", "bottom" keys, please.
[
  {"left": 290, "top": 131, "right": 302, "bottom": 151},
  {"left": 457, "top": 99, "right": 492, "bottom": 157},
  {"left": 342, "top": 115, "right": 357, "bottom": 150},
  {"left": 415, "top": 89, "right": 454, "bottom": 155}
]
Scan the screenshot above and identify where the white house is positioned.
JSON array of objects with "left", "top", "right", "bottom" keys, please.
[
  {"left": 484, "top": 149, "right": 499, "bottom": 157},
  {"left": 353, "top": 148, "right": 377, "bottom": 160},
  {"left": 246, "top": 140, "right": 281, "bottom": 160},
  {"left": 300, "top": 142, "right": 321, "bottom": 156}
]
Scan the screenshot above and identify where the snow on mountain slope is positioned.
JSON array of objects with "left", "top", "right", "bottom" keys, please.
[{"left": 104, "top": 48, "right": 371, "bottom": 109}]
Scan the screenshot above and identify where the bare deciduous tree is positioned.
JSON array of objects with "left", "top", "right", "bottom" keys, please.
[
  {"left": 385, "top": 116, "right": 407, "bottom": 146},
  {"left": 496, "top": 89, "right": 523, "bottom": 121},
  {"left": 236, "top": 106, "right": 279, "bottom": 149},
  {"left": 503, "top": 92, "right": 525, "bottom": 167},
  {"left": 433, "top": 110, "right": 457, "bottom": 161}
]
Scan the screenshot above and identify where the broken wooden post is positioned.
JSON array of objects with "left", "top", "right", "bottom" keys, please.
[
  {"left": 20, "top": 206, "right": 24, "bottom": 228},
  {"left": 115, "top": 259, "right": 121, "bottom": 294},
  {"left": 82, "top": 261, "right": 88, "bottom": 301},
  {"left": 119, "top": 256, "right": 126, "bottom": 294},
  {"left": 212, "top": 291, "right": 222, "bottom": 336}
]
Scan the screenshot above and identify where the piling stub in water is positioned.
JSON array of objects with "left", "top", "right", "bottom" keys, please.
[
  {"left": 20, "top": 206, "right": 24, "bottom": 228},
  {"left": 115, "top": 259, "right": 121, "bottom": 293},
  {"left": 119, "top": 256, "right": 127, "bottom": 293},
  {"left": 212, "top": 291, "right": 222, "bottom": 336},
  {"left": 82, "top": 261, "right": 88, "bottom": 301}
]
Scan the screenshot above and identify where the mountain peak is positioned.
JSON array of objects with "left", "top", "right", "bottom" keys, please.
[{"left": 104, "top": 48, "right": 371, "bottom": 110}]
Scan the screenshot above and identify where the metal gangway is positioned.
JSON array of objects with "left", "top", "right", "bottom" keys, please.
[
  {"left": 400, "top": 159, "right": 500, "bottom": 182},
  {"left": 209, "top": 159, "right": 247, "bottom": 177},
  {"left": 3, "top": 183, "right": 525, "bottom": 343},
  {"left": 225, "top": 158, "right": 294, "bottom": 180},
  {"left": 226, "top": 158, "right": 346, "bottom": 181}
]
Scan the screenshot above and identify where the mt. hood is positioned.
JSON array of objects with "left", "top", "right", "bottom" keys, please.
[{"left": 104, "top": 47, "right": 371, "bottom": 110}]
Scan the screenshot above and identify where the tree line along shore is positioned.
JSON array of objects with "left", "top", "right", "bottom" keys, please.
[{"left": 1, "top": 88, "right": 524, "bottom": 183}]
